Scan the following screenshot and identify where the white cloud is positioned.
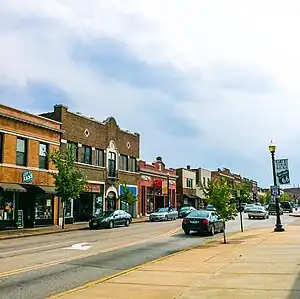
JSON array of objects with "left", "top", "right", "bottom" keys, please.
[{"left": 0, "top": 0, "right": 300, "bottom": 185}]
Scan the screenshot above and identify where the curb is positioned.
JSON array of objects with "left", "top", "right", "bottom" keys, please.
[{"left": 0, "top": 219, "right": 148, "bottom": 241}]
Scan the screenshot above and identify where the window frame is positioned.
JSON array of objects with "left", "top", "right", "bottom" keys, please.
[
  {"left": 16, "top": 137, "right": 27, "bottom": 166},
  {"left": 81, "top": 145, "right": 92, "bottom": 165},
  {"left": 95, "top": 149, "right": 104, "bottom": 167},
  {"left": 186, "top": 178, "right": 193, "bottom": 188},
  {"left": 39, "top": 142, "right": 49, "bottom": 169},
  {"left": 108, "top": 151, "right": 116, "bottom": 177},
  {"left": 120, "top": 154, "right": 128, "bottom": 171},
  {"left": 129, "top": 156, "right": 137, "bottom": 172},
  {"left": 67, "top": 142, "right": 78, "bottom": 161}
]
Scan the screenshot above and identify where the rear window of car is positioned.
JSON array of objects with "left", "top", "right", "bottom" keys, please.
[{"left": 188, "top": 210, "right": 210, "bottom": 218}]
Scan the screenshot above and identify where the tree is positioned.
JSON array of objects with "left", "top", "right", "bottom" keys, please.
[
  {"left": 50, "top": 147, "right": 87, "bottom": 229},
  {"left": 203, "top": 178, "right": 237, "bottom": 244},
  {"left": 234, "top": 182, "right": 252, "bottom": 203},
  {"left": 280, "top": 192, "right": 292, "bottom": 202},
  {"left": 120, "top": 184, "right": 137, "bottom": 216},
  {"left": 259, "top": 190, "right": 271, "bottom": 205}
]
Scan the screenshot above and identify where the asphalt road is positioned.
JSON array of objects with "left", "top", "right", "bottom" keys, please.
[{"left": 0, "top": 213, "right": 296, "bottom": 299}]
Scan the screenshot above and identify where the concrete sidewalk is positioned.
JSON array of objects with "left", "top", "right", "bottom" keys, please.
[
  {"left": 56, "top": 223, "right": 300, "bottom": 299},
  {"left": 0, "top": 217, "right": 148, "bottom": 240}
]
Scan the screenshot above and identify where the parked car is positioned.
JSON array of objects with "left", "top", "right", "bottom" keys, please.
[
  {"left": 248, "top": 206, "right": 269, "bottom": 219},
  {"left": 205, "top": 204, "right": 216, "bottom": 211},
  {"left": 280, "top": 201, "right": 293, "bottom": 213},
  {"left": 178, "top": 206, "right": 196, "bottom": 218},
  {"left": 182, "top": 210, "right": 224, "bottom": 236},
  {"left": 149, "top": 207, "right": 178, "bottom": 221},
  {"left": 244, "top": 203, "right": 256, "bottom": 213},
  {"left": 89, "top": 210, "right": 132, "bottom": 229},
  {"left": 268, "top": 203, "right": 283, "bottom": 215}
]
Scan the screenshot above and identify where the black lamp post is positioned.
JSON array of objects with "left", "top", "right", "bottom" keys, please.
[
  {"left": 237, "top": 189, "right": 243, "bottom": 232},
  {"left": 269, "top": 141, "right": 285, "bottom": 232}
]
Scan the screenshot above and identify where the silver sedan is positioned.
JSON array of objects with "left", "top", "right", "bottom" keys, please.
[
  {"left": 248, "top": 206, "right": 269, "bottom": 219},
  {"left": 149, "top": 207, "right": 178, "bottom": 221}
]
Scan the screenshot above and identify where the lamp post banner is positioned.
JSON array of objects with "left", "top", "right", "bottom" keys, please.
[{"left": 275, "top": 159, "right": 290, "bottom": 185}]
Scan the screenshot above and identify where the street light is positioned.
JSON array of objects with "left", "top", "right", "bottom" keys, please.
[
  {"left": 237, "top": 189, "right": 243, "bottom": 232},
  {"left": 269, "top": 140, "right": 285, "bottom": 232}
]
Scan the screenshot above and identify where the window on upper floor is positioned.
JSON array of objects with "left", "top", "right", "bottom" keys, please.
[
  {"left": 39, "top": 142, "right": 49, "bottom": 169},
  {"left": 129, "top": 157, "right": 137, "bottom": 172},
  {"left": 81, "top": 145, "right": 92, "bottom": 165},
  {"left": 108, "top": 152, "right": 116, "bottom": 177},
  {"left": 203, "top": 177, "right": 206, "bottom": 187},
  {"left": 119, "top": 154, "right": 128, "bottom": 171},
  {"left": 16, "top": 138, "right": 27, "bottom": 166},
  {"left": 67, "top": 142, "right": 78, "bottom": 161},
  {"left": 186, "top": 178, "right": 193, "bottom": 188},
  {"left": 95, "top": 149, "right": 105, "bottom": 167},
  {"left": 207, "top": 178, "right": 210, "bottom": 186},
  {"left": 0, "top": 133, "right": 3, "bottom": 163}
]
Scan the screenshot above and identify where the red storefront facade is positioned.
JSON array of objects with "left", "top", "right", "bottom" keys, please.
[{"left": 139, "top": 157, "right": 177, "bottom": 216}]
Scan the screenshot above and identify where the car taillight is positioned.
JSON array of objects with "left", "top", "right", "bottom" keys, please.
[
  {"left": 183, "top": 218, "right": 187, "bottom": 224},
  {"left": 203, "top": 219, "right": 209, "bottom": 225}
]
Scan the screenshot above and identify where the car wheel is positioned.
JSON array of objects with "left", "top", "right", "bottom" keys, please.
[
  {"left": 165, "top": 215, "right": 169, "bottom": 221},
  {"left": 209, "top": 225, "right": 215, "bottom": 236},
  {"left": 150, "top": 218, "right": 154, "bottom": 222},
  {"left": 125, "top": 219, "right": 130, "bottom": 227},
  {"left": 108, "top": 220, "right": 114, "bottom": 229},
  {"left": 184, "top": 229, "right": 190, "bottom": 235},
  {"left": 248, "top": 216, "right": 252, "bottom": 219}
]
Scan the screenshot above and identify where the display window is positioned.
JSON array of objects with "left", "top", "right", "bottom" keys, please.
[
  {"left": 0, "top": 191, "right": 15, "bottom": 221},
  {"left": 35, "top": 195, "right": 53, "bottom": 219},
  {"left": 64, "top": 198, "right": 73, "bottom": 217}
]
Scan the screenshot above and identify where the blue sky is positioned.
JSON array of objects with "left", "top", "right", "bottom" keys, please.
[{"left": 1, "top": 0, "right": 300, "bottom": 187}]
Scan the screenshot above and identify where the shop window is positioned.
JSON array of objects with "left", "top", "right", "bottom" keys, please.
[
  {"left": 64, "top": 198, "right": 73, "bottom": 218},
  {"left": 67, "top": 142, "right": 78, "bottom": 161},
  {"left": 108, "top": 152, "right": 116, "bottom": 177},
  {"left": 186, "top": 178, "right": 193, "bottom": 188},
  {"left": 129, "top": 157, "right": 137, "bottom": 172},
  {"left": 81, "top": 145, "right": 92, "bottom": 164},
  {"left": 0, "top": 191, "right": 15, "bottom": 220},
  {"left": 16, "top": 138, "right": 27, "bottom": 166},
  {"left": 0, "top": 133, "right": 3, "bottom": 163},
  {"left": 95, "top": 149, "right": 104, "bottom": 167},
  {"left": 39, "top": 143, "right": 49, "bottom": 169},
  {"left": 35, "top": 196, "right": 52, "bottom": 219},
  {"left": 120, "top": 154, "right": 128, "bottom": 171}
]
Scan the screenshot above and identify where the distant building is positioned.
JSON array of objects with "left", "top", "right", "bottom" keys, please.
[{"left": 139, "top": 157, "right": 177, "bottom": 215}]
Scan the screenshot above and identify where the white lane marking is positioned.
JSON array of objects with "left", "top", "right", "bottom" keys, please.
[
  {"left": 0, "top": 241, "right": 77, "bottom": 256},
  {"left": 65, "top": 243, "right": 92, "bottom": 251}
]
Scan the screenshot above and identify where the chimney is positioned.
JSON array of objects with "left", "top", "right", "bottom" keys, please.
[{"left": 187, "top": 165, "right": 191, "bottom": 170}]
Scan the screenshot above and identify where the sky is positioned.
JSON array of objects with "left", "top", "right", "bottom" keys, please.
[{"left": 0, "top": 0, "right": 300, "bottom": 187}]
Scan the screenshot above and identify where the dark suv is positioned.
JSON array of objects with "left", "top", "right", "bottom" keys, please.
[
  {"left": 268, "top": 203, "right": 283, "bottom": 215},
  {"left": 280, "top": 201, "right": 293, "bottom": 213}
]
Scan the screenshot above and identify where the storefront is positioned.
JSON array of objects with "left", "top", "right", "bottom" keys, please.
[
  {"left": 0, "top": 183, "right": 27, "bottom": 230},
  {"left": 119, "top": 185, "right": 138, "bottom": 217},
  {"left": 72, "top": 183, "right": 105, "bottom": 223}
]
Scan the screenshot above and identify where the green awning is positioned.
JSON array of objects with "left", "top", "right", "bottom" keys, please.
[
  {"left": 0, "top": 183, "right": 27, "bottom": 192},
  {"left": 37, "top": 185, "right": 56, "bottom": 194}
]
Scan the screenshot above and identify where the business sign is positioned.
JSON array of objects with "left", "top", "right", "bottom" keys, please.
[
  {"left": 275, "top": 159, "right": 290, "bottom": 185},
  {"left": 119, "top": 185, "right": 138, "bottom": 197},
  {"left": 162, "top": 181, "right": 168, "bottom": 195},
  {"left": 22, "top": 171, "right": 34, "bottom": 183}
]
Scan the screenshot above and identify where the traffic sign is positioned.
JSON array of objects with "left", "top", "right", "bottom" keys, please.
[{"left": 270, "top": 185, "right": 280, "bottom": 197}]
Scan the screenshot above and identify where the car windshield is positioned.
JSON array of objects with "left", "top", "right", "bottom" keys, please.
[
  {"left": 180, "top": 207, "right": 191, "bottom": 211},
  {"left": 156, "top": 208, "right": 169, "bottom": 213},
  {"left": 251, "top": 206, "right": 264, "bottom": 211},
  {"left": 188, "top": 210, "right": 210, "bottom": 218},
  {"left": 281, "top": 202, "right": 290, "bottom": 207},
  {"left": 101, "top": 211, "right": 114, "bottom": 217}
]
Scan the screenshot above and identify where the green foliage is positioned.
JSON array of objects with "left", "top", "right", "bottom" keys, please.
[
  {"left": 259, "top": 190, "right": 271, "bottom": 205},
  {"left": 234, "top": 182, "right": 252, "bottom": 203},
  {"left": 280, "top": 192, "right": 292, "bottom": 202},
  {"left": 50, "top": 147, "right": 87, "bottom": 228},
  {"left": 120, "top": 184, "right": 137, "bottom": 206},
  {"left": 203, "top": 178, "right": 238, "bottom": 243}
]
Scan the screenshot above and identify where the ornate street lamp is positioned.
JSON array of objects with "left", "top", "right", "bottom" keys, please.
[{"left": 269, "top": 141, "right": 284, "bottom": 232}]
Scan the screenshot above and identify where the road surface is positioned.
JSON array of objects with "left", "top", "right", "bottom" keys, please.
[{"left": 0, "top": 214, "right": 296, "bottom": 298}]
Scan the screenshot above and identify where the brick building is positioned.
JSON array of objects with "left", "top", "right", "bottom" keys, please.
[
  {"left": 0, "top": 104, "right": 61, "bottom": 229},
  {"left": 41, "top": 105, "right": 140, "bottom": 223},
  {"left": 176, "top": 166, "right": 201, "bottom": 209},
  {"left": 139, "top": 157, "right": 177, "bottom": 215}
]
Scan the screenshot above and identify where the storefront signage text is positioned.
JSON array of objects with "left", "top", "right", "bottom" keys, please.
[{"left": 22, "top": 171, "right": 34, "bottom": 183}]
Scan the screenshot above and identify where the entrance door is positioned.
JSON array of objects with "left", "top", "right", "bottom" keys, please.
[{"left": 107, "top": 191, "right": 116, "bottom": 211}]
